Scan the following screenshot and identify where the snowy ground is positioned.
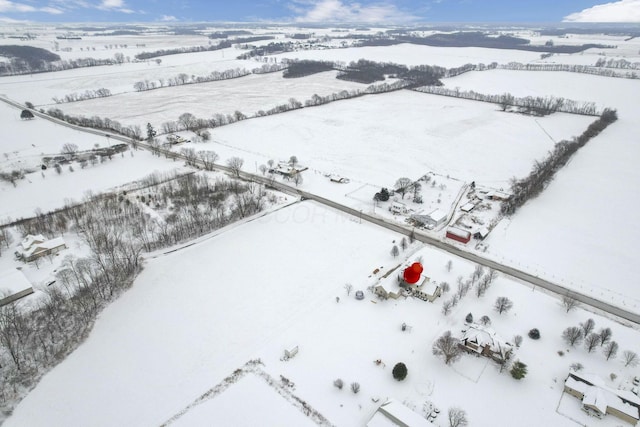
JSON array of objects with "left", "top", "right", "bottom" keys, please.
[
  {"left": 5, "top": 203, "right": 640, "bottom": 427},
  {"left": 205, "top": 89, "right": 593, "bottom": 188},
  {"left": 444, "top": 69, "right": 640, "bottom": 310},
  {"left": 54, "top": 70, "right": 366, "bottom": 130},
  {"left": 272, "top": 43, "right": 545, "bottom": 68}
]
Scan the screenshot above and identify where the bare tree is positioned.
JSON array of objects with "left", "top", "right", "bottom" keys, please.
[
  {"left": 333, "top": 378, "right": 343, "bottom": 389},
  {"left": 394, "top": 177, "right": 413, "bottom": 199},
  {"left": 598, "top": 327, "right": 612, "bottom": 346},
  {"left": 344, "top": 283, "right": 353, "bottom": 296},
  {"left": 562, "top": 326, "right": 583, "bottom": 347},
  {"left": 61, "top": 143, "right": 79, "bottom": 156},
  {"left": 562, "top": 295, "right": 579, "bottom": 313},
  {"left": 400, "top": 237, "right": 408, "bottom": 251},
  {"left": 292, "top": 173, "right": 303, "bottom": 187},
  {"left": 178, "top": 112, "right": 196, "bottom": 131},
  {"left": 580, "top": 318, "right": 596, "bottom": 337},
  {"left": 442, "top": 298, "right": 455, "bottom": 316},
  {"left": 226, "top": 157, "right": 244, "bottom": 177},
  {"left": 350, "top": 382, "right": 360, "bottom": 393},
  {"left": 440, "top": 282, "right": 450, "bottom": 294},
  {"left": 603, "top": 341, "right": 619, "bottom": 361},
  {"left": 494, "top": 297, "right": 513, "bottom": 314},
  {"left": 390, "top": 245, "right": 399, "bottom": 258},
  {"left": 585, "top": 333, "right": 600, "bottom": 353},
  {"left": 259, "top": 164, "right": 268, "bottom": 175},
  {"left": 480, "top": 315, "right": 491, "bottom": 326},
  {"left": 448, "top": 407, "right": 469, "bottom": 427},
  {"left": 475, "top": 275, "right": 491, "bottom": 298},
  {"left": 180, "top": 147, "right": 197, "bottom": 166},
  {"left": 432, "top": 331, "right": 462, "bottom": 365},
  {"left": 198, "top": 150, "right": 219, "bottom": 171},
  {"left": 446, "top": 260, "right": 453, "bottom": 272},
  {"left": 289, "top": 155, "right": 298, "bottom": 166},
  {"left": 623, "top": 350, "right": 639, "bottom": 367}
]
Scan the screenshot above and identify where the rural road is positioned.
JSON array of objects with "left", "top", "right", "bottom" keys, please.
[{"left": 2, "top": 96, "right": 638, "bottom": 326}]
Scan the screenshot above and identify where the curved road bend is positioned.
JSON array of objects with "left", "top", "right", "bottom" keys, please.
[{"left": 2, "top": 96, "right": 638, "bottom": 325}]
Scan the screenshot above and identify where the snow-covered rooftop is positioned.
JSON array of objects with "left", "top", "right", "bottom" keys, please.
[
  {"left": 565, "top": 373, "right": 640, "bottom": 421},
  {"left": 0, "top": 268, "right": 33, "bottom": 296},
  {"left": 367, "top": 399, "right": 431, "bottom": 427},
  {"left": 446, "top": 227, "right": 471, "bottom": 239}
]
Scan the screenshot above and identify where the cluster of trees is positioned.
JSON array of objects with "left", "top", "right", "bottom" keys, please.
[
  {"left": 497, "top": 61, "right": 638, "bottom": 79},
  {"left": 133, "top": 68, "right": 251, "bottom": 92},
  {"left": 561, "top": 319, "right": 635, "bottom": 364},
  {"left": 336, "top": 59, "right": 444, "bottom": 86},
  {"left": 134, "top": 36, "right": 274, "bottom": 60},
  {"left": 236, "top": 41, "right": 299, "bottom": 59},
  {"left": 0, "top": 52, "right": 118, "bottom": 76},
  {"left": 46, "top": 108, "right": 142, "bottom": 140},
  {"left": 208, "top": 30, "right": 252, "bottom": 39},
  {"left": 282, "top": 60, "right": 335, "bottom": 78},
  {"left": 595, "top": 57, "right": 640, "bottom": 70},
  {"left": 0, "top": 169, "right": 272, "bottom": 411},
  {"left": 442, "top": 268, "right": 497, "bottom": 315},
  {"left": 52, "top": 88, "right": 112, "bottom": 104},
  {"left": 414, "top": 86, "right": 600, "bottom": 116},
  {"left": 501, "top": 108, "right": 618, "bottom": 216},
  {"left": 0, "top": 170, "right": 25, "bottom": 188}
]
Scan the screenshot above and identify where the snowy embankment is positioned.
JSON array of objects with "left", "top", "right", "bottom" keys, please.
[
  {"left": 445, "top": 69, "right": 640, "bottom": 310},
  {"left": 5, "top": 202, "right": 640, "bottom": 427}
]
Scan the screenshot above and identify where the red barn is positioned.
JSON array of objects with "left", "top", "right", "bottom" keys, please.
[{"left": 446, "top": 227, "right": 471, "bottom": 244}]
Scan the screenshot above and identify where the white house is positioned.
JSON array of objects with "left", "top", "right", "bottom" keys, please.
[
  {"left": 17, "top": 235, "right": 67, "bottom": 262},
  {"left": 390, "top": 202, "right": 408, "bottom": 215},
  {"left": 564, "top": 372, "right": 640, "bottom": 425},
  {"left": 0, "top": 268, "right": 34, "bottom": 306},
  {"left": 367, "top": 399, "right": 431, "bottom": 427}
]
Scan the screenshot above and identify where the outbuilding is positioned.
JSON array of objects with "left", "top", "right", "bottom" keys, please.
[{"left": 446, "top": 227, "right": 471, "bottom": 244}]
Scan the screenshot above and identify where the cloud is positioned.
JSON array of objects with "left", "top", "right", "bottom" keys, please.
[
  {"left": 290, "top": 0, "right": 417, "bottom": 23},
  {"left": 564, "top": 0, "right": 640, "bottom": 22},
  {"left": 0, "top": 14, "right": 29, "bottom": 22},
  {"left": 0, "top": 0, "right": 63, "bottom": 14},
  {"left": 160, "top": 14, "right": 177, "bottom": 21},
  {"left": 97, "top": 0, "right": 134, "bottom": 13}
]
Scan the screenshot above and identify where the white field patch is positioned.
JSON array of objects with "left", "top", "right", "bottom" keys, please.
[
  {"left": 5, "top": 203, "right": 640, "bottom": 427},
  {"left": 0, "top": 49, "right": 255, "bottom": 105},
  {"left": 0, "top": 101, "right": 112, "bottom": 170},
  {"left": 272, "top": 43, "right": 545, "bottom": 67},
  {"left": 50, "top": 71, "right": 366, "bottom": 130},
  {"left": 444, "top": 69, "right": 640, "bottom": 308},
  {"left": 207, "top": 90, "right": 593, "bottom": 188}
]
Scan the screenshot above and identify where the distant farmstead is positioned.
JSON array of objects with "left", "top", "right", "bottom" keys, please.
[{"left": 446, "top": 227, "right": 471, "bottom": 244}]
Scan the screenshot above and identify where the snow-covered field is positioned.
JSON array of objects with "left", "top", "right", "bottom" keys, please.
[
  {"left": 0, "top": 100, "right": 185, "bottom": 221},
  {"left": 53, "top": 70, "right": 366, "bottom": 129},
  {"left": 6, "top": 203, "right": 640, "bottom": 427},
  {"left": 443, "top": 69, "right": 640, "bottom": 309},
  {"left": 207, "top": 90, "right": 592, "bottom": 187}
]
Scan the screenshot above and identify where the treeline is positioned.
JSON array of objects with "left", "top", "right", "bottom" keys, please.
[
  {"left": 0, "top": 55, "right": 117, "bottom": 76},
  {"left": 46, "top": 108, "right": 142, "bottom": 140},
  {"left": 52, "top": 88, "right": 112, "bottom": 104},
  {"left": 0, "top": 45, "right": 59, "bottom": 69},
  {"left": 134, "top": 36, "right": 274, "bottom": 60},
  {"left": 236, "top": 42, "right": 298, "bottom": 59},
  {"left": 133, "top": 68, "right": 250, "bottom": 92},
  {"left": 497, "top": 62, "right": 639, "bottom": 79},
  {"left": 0, "top": 172, "right": 269, "bottom": 416},
  {"left": 501, "top": 109, "right": 618, "bottom": 216},
  {"left": 282, "top": 60, "right": 335, "bottom": 78},
  {"left": 595, "top": 57, "right": 640, "bottom": 70},
  {"left": 413, "top": 86, "right": 600, "bottom": 116},
  {"left": 354, "top": 32, "right": 615, "bottom": 54},
  {"left": 336, "top": 59, "right": 444, "bottom": 86},
  {"left": 208, "top": 30, "right": 252, "bottom": 39}
]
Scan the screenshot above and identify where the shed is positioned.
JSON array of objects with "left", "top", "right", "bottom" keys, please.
[
  {"left": 474, "top": 227, "right": 490, "bottom": 240},
  {"left": 460, "top": 202, "right": 477, "bottom": 213},
  {"left": 284, "top": 345, "right": 299, "bottom": 359},
  {"left": 446, "top": 227, "right": 471, "bottom": 244},
  {"left": 0, "top": 268, "right": 34, "bottom": 306}
]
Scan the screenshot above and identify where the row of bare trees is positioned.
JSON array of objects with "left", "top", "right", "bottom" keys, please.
[
  {"left": 45, "top": 108, "right": 142, "bottom": 140},
  {"left": 501, "top": 108, "right": 618, "bottom": 216},
  {"left": 413, "top": 86, "right": 600, "bottom": 116},
  {"left": 133, "top": 68, "right": 251, "bottom": 92},
  {"left": 497, "top": 61, "right": 639, "bottom": 79},
  {"left": 52, "top": 88, "right": 112, "bottom": 104}
]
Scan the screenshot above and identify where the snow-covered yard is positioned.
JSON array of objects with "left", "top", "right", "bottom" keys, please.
[{"left": 5, "top": 202, "right": 640, "bottom": 427}]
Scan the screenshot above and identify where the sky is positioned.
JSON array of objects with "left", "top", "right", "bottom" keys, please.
[{"left": 0, "top": 0, "right": 639, "bottom": 24}]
